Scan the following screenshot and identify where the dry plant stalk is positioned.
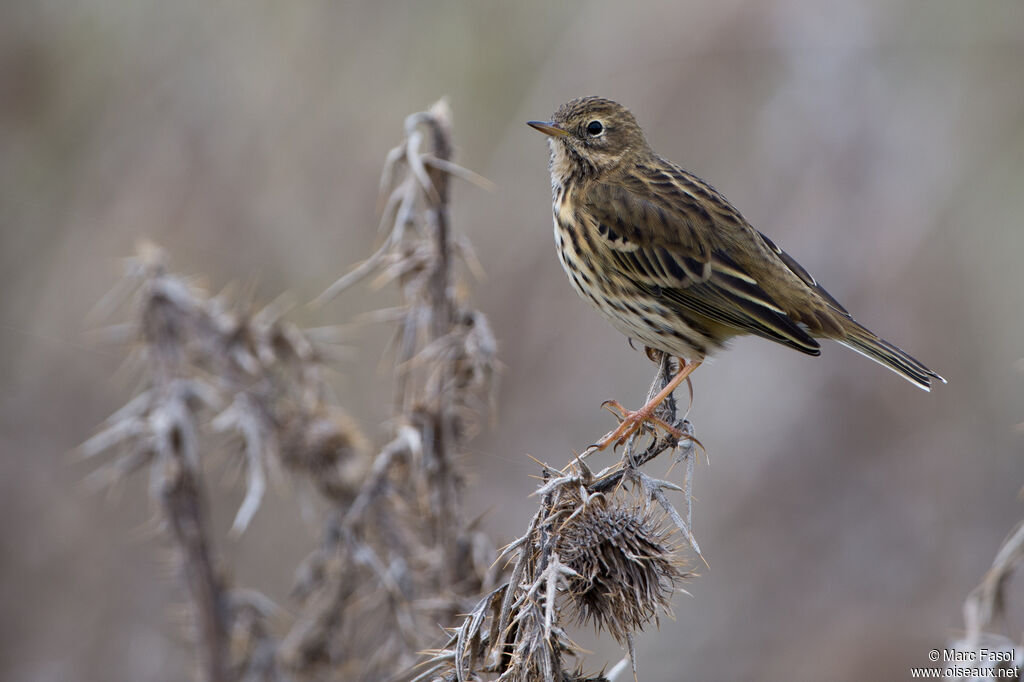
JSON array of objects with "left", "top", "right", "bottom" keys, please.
[
  {"left": 83, "top": 243, "right": 355, "bottom": 682},
  {"left": 943, "top": 520, "right": 1024, "bottom": 680},
  {"left": 415, "top": 354, "right": 702, "bottom": 682},
  {"left": 280, "top": 99, "right": 499, "bottom": 679}
]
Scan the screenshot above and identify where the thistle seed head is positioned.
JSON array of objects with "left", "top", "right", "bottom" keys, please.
[{"left": 556, "top": 497, "right": 685, "bottom": 643}]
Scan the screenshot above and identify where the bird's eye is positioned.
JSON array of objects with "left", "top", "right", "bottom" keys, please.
[{"left": 586, "top": 120, "right": 604, "bottom": 136}]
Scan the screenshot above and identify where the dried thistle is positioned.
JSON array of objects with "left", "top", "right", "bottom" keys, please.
[
  {"left": 555, "top": 494, "right": 684, "bottom": 644},
  {"left": 282, "top": 99, "right": 499, "bottom": 680},
  {"left": 84, "top": 243, "right": 363, "bottom": 682},
  {"left": 277, "top": 406, "right": 368, "bottom": 503},
  {"left": 418, "top": 354, "right": 701, "bottom": 682}
]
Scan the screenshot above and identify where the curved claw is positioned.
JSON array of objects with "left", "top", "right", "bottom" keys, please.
[{"left": 600, "top": 400, "right": 627, "bottom": 418}]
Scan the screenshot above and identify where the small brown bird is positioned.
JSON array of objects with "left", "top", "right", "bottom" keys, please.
[{"left": 528, "top": 96, "right": 944, "bottom": 448}]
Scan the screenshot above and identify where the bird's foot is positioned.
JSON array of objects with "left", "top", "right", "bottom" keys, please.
[{"left": 596, "top": 399, "right": 683, "bottom": 450}]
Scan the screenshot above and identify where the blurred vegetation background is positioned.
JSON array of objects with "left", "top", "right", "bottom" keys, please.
[{"left": 2, "top": 1, "right": 1023, "bottom": 680}]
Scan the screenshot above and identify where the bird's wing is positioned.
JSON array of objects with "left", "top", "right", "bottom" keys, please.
[
  {"left": 582, "top": 178, "right": 821, "bottom": 355},
  {"left": 756, "top": 231, "right": 850, "bottom": 317}
]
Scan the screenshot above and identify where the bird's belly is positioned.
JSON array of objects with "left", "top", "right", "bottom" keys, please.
[{"left": 552, "top": 216, "right": 715, "bottom": 361}]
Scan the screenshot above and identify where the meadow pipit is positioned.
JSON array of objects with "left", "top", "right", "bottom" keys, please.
[{"left": 528, "top": 96, "right": 944, "bottom": 448}]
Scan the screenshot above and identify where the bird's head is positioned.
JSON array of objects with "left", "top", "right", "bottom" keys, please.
[{"left": 528, "top": 97, "right": 651, "bottom": 180}]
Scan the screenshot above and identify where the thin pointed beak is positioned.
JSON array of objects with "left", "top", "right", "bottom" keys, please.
[{"left": 527, "top": 120, "right": 569, "bottom": 138}]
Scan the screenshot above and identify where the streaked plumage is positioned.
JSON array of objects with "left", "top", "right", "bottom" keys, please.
[{"left": 529, "top": 96, "right": 944, "bottom": 391}]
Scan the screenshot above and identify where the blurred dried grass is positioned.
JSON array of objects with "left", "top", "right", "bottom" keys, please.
[{"left": 3, "top": 1, "right": 1024, "bottom": 681}]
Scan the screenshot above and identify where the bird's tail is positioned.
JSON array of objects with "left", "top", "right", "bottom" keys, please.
[{"left": 837, "top": 322, "right": 946, "bottom": 392}]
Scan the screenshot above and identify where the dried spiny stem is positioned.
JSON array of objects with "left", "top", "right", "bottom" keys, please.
[
  {"left": 161, "top": 425, "right": 232, "bottom": 682},
  {"left": 86, "top": 243, "right": 361, "bottom": 681},
  {"left": 420, "top": 353, "right": 700, "bottom": 681},
  {"left": 284, "top": 99, "right": 498, "bottom": 681}
]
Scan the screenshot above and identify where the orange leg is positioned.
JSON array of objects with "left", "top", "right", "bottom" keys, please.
[{"left": 595, "top": 358, "right": 701, "bottom": 450}]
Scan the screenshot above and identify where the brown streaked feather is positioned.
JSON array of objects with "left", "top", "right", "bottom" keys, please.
[
  {"left": 580, "top": 175, "right": 822, "bottom": 355},
  {"left": 839, "top": 319, "right": 943, "bottom": 391},
  {"left": 757, "top": 232, "right": 849, "bottom": 317}
]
